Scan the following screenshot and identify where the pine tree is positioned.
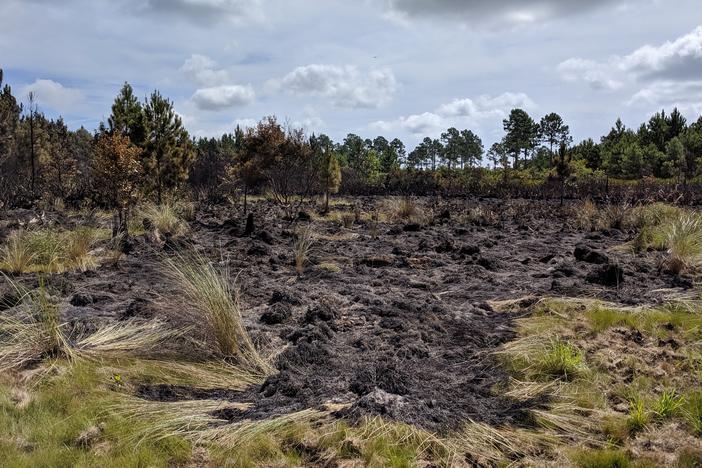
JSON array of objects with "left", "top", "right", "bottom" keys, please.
[
  {"left": 108, "top": 82, "right": 146, "bottom": 147},
  {"left": 143, "top": 91, "right": 194, "bottom": 204}
]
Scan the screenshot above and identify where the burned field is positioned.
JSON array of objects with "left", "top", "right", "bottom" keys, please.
[{"left": 1, "top": 197, "right": 701, "bottom": 466}]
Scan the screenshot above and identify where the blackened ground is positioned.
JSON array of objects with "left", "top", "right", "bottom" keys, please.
[{"left": 0, "top": 198, "right": 688, "bottom": 432}]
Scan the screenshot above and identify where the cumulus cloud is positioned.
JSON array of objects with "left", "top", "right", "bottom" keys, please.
[
  {"left": 180, "top": 54, "right": 230, "bottom": 86},
  {"left": 437, "top": 92, "right": 536, "bottom": 118},
  {"left": 557, "top": 25, "right": 702, "bottom": 103},
  {"left": 191, "top": 84, "right": 255, "bottom": 110},
  {"left": 137, "top": 0, "right": 264, "bottom": 24},
  {"left": 556, "top": 58, "right": 623, "bottom": 91},
  {"left": 277, "top": 64, "right": 397, "bottom": 108},
  {"left": 372, "top": 92, "right": 535, "bottom": 135},
  {"left": 384, "top": 0, "right": 619, "bottom": 27},
  {"left": 21, "top": 79, "right": 84, "bottom": 112},
  {"left": 626, "top": 80, "right": 702, "bottom": 115},
  {"left": 620, "top": 25, "right": 702, "bottom": 80}
]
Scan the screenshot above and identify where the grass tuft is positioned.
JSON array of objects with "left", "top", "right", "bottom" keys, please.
[
  {"left": 293, "top": 226, "right": 315, "bottom": 276},
  {"left": 537, "top": 339, "right": 586, "bottom": 381},
  {"left": 164, "top": 252, "right": 273, "bottom": 376},
  {"left": 663, "top": 213, "right": 702, "bottom": 274}
]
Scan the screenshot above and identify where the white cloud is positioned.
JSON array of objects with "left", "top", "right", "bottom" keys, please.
[
  {"left": 619, "top": 25, "right": 702, "bottom": 80},
  {"left": 191, "top": 84, "right": 255, "bottom": 110},
  {"left": 556, "top": 58, "right": 623, "bottom": 90},
  {"left": 278, "top": 64, "right": 397, "bottom": 108},
  {"left": 626, "top": 80, "right": 702, "bottom": 115},
  {"left": 372, "top": 92, "right": 535, "bottom": 135},
  {"left": 180, "top": 54, "right": 230, "bottom": 86},
  {"left": 21, "top": 79, "right": 84, "bottom": 112},
  {"left": 437, "top": 92, "right": 536, "bottom": 118},
  {"left": 558, "top": 26, "right": 702, "bottom": 93}
]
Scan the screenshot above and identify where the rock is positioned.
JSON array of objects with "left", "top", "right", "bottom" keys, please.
[
  {"left": 304, "top": 301, "right": 338, "bottom": 323},
  {"left": 587, "top": 263, "right": 624, "bottom": 286},
  {"left": 118, "top": 298, "right": 156, "bottom": 320},
  {"left": 477, "top": 256, "right": 498, "bottom": 271},
  {"left": 360, "top": 255, "right": 394, "bottom": 267},
  {"left": 349, "top": 388, "right": 409, "bottom": 418},
  {"left": 246, "top": 243, "right": 270, "bottom": 256},
  {"left": 459, "top": 244, "right": 481, "bottom": 256},
  {"left": 70, "top": 293, "right": 94, "bottom": 307},
  {"left": 574, "top": 244, "right": 609, "bottom": 264},
  {"left": 257, "top": 230, "right": 274, "bottom": 245},
  {"left": 270, "top": 290, "right": 301, "bottom": 306},
  {"left": 434, "top": 238, "right": 454, "bottom": 253},
  {"left": 260, "top": 302, "right": 292, "bottom": 325}
]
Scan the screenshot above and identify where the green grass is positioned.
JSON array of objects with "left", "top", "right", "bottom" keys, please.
[
  {"left": 684, "top": 391, "right": 702, "bottom": 435},
  {"left": 627, "top": 397, "right": 650, "bottom": 434},
  {"left": 586, "top": 306, "right": 638, "bottom": 333},
  {"left": 653, "top": 389, "right": 685, "bottom": 419},
  {"left": 0, "top": 361, "right": 192, "bottom": 467},
  {"left": 536, "top": 339, "right": 586, "bottom": 381}
]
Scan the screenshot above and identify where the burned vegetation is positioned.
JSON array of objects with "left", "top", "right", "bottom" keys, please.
[{"left": 1, "top": 72, "right": 702, "bottom": 466}]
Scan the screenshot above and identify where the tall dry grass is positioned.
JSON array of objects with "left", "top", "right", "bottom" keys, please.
[{"left": 164, "top": 253, "right": 273, "bottom": 376}]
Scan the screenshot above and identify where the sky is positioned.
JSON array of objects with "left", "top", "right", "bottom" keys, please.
[{"left": 1, "top": 0, "right": 702, "bottom": 149}]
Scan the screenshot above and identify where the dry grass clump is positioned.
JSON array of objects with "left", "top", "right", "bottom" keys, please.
[
  {"left": 293, "top": 226, "right": 315, "bottom": 276},
  {"left": 139, "top": 201, "right": 190, "bottom": 236},
  {"left": 0, "top": 282, "right": 70, "bottom": 372},
  {"left": 0, "top": 277, "right": 176, "bottom": 373},
  {"left": 164, "top": 253, "right": 273, "bottom": 376},
  {"left": 384, "top": 196, "right": 425, "bottom": 223},
  {"left": 0, "top": 227, "right": 108, "bottom": 274},
  {"left": 663, "top": 213, "right": 702, "bottom": 274}
]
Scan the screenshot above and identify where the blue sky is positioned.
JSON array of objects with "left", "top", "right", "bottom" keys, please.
[{"left": 2, "top": 0, "right": 702, "bottom": 149}]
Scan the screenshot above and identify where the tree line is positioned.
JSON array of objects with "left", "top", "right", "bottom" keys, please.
[{"left": 3, "top": 68, "right": 702, "bottom": 215}]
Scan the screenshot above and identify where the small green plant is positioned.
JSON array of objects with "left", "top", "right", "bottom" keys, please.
[
  {"left": 627, "top": 397, "right": 649, "bottom": 434},
  {"left": 654, "top": 389, "right": 684, "bottom": 419},
  {"left": 536, "top": 339, "right": 585, "bottom": 380}
]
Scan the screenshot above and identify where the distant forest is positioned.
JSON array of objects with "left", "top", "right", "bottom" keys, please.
[{"left": 2, "top": 68, "right": 702, "bottom": 211}]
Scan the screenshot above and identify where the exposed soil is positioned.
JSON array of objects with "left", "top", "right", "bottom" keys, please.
[{"left": 0, "top": 198, "right": 689, "bottom": 433}]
